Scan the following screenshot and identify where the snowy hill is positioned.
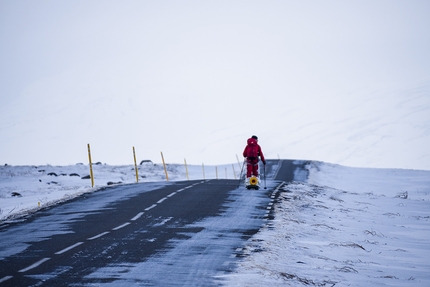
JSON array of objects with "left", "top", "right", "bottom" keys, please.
[
  {"left": 1, "top": 78, "right": 429, "bottom": 170},
  {"left": 1, "top": 161, "right": 429, "bottom": 286}
]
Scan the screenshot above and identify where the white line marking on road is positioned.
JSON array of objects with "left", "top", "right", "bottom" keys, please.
[
  {"left": 55, "top": 242, "right": 84, "bottom": 255},
  {"left": 131, "top": 212, "right": 144, "bottom": 221},
  {"left": 0, "top": 276, "right": 13, "bottom": 283},
  {"left": 144, "top": 204, "right": 157, "bottom": 211},
  {"left": 157, "top": 197, "right": 167, "bottom": 204},
  {"left": 167, "top": 192, "right": 176, "bottom": 197},
  {"left": 177, "top": 188, "right": 185, "bottom": 192},
  {"left": 112, "top": 222, "right": 131, "bottom": 230},
  {"left": 87, "top": 231, "right": 110, "bottom": 240},
  {"left": 18, "top": 257, "right": 51, "bottom": 272}
]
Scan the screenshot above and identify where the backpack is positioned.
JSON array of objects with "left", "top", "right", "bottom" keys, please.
[{"left": 247, "top": 138, "right": 259, "bottom": 159}]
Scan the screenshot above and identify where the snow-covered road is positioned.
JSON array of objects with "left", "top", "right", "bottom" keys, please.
[{"left": 1, "top": 160, "right": 302, "bottom": 286}]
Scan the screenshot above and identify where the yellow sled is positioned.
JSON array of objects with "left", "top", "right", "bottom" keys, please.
[{"left": 245, "top": 176, "right": 260, "bottom": 190}]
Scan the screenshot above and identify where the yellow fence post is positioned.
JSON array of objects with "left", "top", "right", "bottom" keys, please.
[
  {"left": 232, "top": 164, "right": 237, "bottom": 180},
  {"left": 184, "top": 158, "right": 189, "bottom": 180},
  {"left": 160, "top": 151, "right": 169, "bottom": 181},
  {"left": 202, "top": 163, "right": 205, "bottom": 180},
  {"left": 87, "top": 143, "right": 94, "bottom": 187},
  {"left": 133, "top": 146, "right": 139, "bottom": 183}
]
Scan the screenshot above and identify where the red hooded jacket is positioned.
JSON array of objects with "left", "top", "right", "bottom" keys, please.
[{"left": 243, "top": 138, "right": 265, "bottom": 163}]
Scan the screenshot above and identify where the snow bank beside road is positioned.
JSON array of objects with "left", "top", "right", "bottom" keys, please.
[
  {"left": 222, "top": 162, "right": 430, "bottom": 286},
  {"left": 308, "top": 161, "right": 430, "bottom": 200}
]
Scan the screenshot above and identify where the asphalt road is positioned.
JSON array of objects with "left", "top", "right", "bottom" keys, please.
[{"left": 0, "top": 159, "right": 306, "bottom": 286}]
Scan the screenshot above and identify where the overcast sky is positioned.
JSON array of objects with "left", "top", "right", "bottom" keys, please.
[{"left": 1, "top": 1, "right": 430, "bottom": 168}]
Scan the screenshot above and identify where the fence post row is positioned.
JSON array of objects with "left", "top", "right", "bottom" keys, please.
[{"left": 87, "top": 146, "right": 245, "bottom": 183}]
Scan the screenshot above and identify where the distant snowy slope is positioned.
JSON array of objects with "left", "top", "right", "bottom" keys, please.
[
  {"left": 0, "top": 78, "right": 429, "bottom": 170},
  {"left": 264, "top": 79, "right": 430, "bottom": 170}
]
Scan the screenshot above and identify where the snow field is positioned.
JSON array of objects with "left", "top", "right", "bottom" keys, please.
[{"left": 222, "top": 162, "right": 430, "bottom": 286}]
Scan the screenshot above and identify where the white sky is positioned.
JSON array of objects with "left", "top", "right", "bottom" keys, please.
[{"left": 1, "top": 0, "right": 430, "bottom": 168}]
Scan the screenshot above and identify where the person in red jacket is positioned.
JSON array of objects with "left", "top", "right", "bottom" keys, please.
[{"left": 243, "top": 135, "right": 266, "bottom": 178}]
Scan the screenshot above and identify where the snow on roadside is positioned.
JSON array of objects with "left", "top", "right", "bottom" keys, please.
[
  {"left": 0, "top": 162, "right": 240, "bottom": 222},
  {"left": 222, "top": 162, "right": 430, "bottom": 286}
]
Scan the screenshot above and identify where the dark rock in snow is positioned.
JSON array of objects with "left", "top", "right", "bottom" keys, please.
[
  {"left": 140, "top": 160, "right": 153, "bottom": 165},
  {"left": 47, "top": 172, "right": 58, "bottom": 176},
  {"left": 81, "top": 175, "right": 91, "bottom": 179},
  {"left": 107, "top": 181, "right": 122, "bottom": 185},
  {"left": 396, "top": 191, "right": 408, "bottom": 199},
  {"left": 69, "top": 173, "right": 80, "bottom": 177},
  {"left": 11, "top": 192, "right": 22, "bottom": 197}
]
